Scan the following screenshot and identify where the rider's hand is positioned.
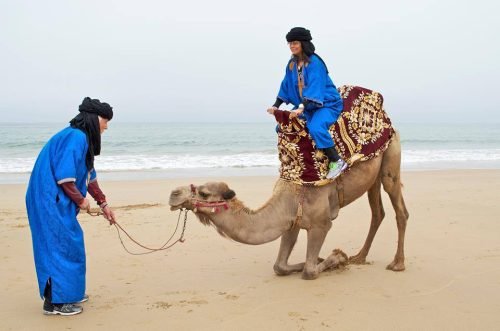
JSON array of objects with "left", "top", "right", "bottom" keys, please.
[
  {"left": 78, "top": 198, "right": 90, "bottom": 212},
  {"left": 101, "top": 204, "right": 116, "bottom": 225},
  {"left": 289, "top": 108, "right": 304, "bottom": 119},
  {"left": 267, "top": 106, "right": 278, "bottom": 115}
]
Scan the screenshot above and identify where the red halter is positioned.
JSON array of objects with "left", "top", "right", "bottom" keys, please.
[{"left": 190, "top": 184, "right": 229, "bottom": 213}]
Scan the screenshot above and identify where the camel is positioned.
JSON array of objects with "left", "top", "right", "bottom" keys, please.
[{"left": 169, "top": 131, "right": 409, "bottom": 280}]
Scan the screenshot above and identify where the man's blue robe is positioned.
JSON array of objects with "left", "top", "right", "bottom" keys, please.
[
  {"left": 26, "top": 127, "right": 96, "bottom": 303},
  {"left": 277, "top": 54, "right": 344, "bottom": 149}
]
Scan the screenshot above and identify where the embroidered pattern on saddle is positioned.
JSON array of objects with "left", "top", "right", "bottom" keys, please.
[{"left": 274, "top": 85, "right": 395, "bottom": 185}]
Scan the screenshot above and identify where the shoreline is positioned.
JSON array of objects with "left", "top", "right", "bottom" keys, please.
[{"left": 2, "top": 165, "right": 500, "bottom": 185}]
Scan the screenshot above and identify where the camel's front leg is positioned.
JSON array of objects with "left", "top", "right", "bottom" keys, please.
[
  {"left": 302, "top": 224, "right": 331, "bottom": 280},
  {"left": 273, "top": 227, "right": 303, "bottom": 276}
]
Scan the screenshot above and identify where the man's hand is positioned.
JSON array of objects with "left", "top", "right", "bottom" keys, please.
[
  {"left": 101, "top": 204, "right": 116, "bottom": 225},
  {"left": 267, "top": 106, "right": 278, "bottom": 115},
  {"left": 78, "top": 198, "right": 90, "bottom": 213}
]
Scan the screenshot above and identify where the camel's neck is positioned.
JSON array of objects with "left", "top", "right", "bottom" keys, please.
[{"left": 207, "top": 183, "right": 297, "bottom": 245}]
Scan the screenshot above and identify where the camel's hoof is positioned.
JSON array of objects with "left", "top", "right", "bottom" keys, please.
[
  {"left": 386, "top": 261, "right": 405, "bottom": 272},
  {"left": 333, "top": 249, "right": 348, "bottom": 265},
  {"left": 349, "top": 255, "right": 367, "bottom": 265},
  {"left": 273, "top": 265, "right": 293, "bottom": 276},
  {"left": 301, "top": 270, "right": 319, "bottom": 280}
]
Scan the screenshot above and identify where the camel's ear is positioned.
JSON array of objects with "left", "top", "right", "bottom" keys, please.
[{"left": 222, "top": 190, "right": 236, "bottom": 200}]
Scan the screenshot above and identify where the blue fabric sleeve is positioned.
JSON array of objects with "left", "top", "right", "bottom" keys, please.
[
  {"left": 53, "top": 131, "right": 87, "bottom": 184},
  {"left": 303, "top": 57, "right": 327, "bottom": 107},
  {"left": 277, "top": 63, "right": 291, "bottom": 104}
]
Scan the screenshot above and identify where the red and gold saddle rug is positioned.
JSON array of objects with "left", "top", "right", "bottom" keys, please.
[{"left": 274, "top": 85, "right": 395, "bottom": 185}]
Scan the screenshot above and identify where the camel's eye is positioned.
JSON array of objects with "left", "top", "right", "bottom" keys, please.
[{"left": 199, "top": 191, "right": 210, "bottom": 199}]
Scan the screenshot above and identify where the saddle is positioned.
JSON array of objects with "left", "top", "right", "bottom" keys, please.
[{"left": 274, "top": 85, "right": 395, "bottom": 185}]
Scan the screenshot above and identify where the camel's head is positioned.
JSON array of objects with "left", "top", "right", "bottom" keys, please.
[{"left": 169, "top": 182, "right": 236, "bottom": 215}]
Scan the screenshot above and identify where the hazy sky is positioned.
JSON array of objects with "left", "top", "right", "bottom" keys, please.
[{"left": 1, "top": 0, "right": 498, "bottom": 123}]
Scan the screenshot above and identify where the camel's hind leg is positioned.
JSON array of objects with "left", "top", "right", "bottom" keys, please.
[
  {"left": 349, "top": 176, "right": 385, "bottom": 264},
  {"left": 381, "top": 132, "right": 409, "bottom": 271}
]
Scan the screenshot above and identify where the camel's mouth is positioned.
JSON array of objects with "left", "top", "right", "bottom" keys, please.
[
  {"left": 169, "top": 203, "right": 185, "bottom": 211},
  {"left": 169, "top": 188, "right": 192, "bottom": 211}
]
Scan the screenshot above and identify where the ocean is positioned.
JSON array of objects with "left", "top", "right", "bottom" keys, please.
[{"left": 1, "top": 122, "right": 499, "bottom": 184}]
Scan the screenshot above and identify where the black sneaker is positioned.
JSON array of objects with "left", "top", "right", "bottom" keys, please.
[{"left": 43, "top": 302, "right": 83, "bottom": 316}]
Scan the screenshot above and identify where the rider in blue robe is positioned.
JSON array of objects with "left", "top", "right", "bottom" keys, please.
[
  {"left": 270, "top": 27, "right": 348, "bottom": 179},
  {"left": 277, "top": 54, "right": 344, "bottom": 148},
  {"left": 26, "top": 97, "right": 115, "bottom": 315}
]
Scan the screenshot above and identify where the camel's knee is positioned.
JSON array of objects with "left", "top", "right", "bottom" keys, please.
[
  {"left": 374, "top": 216, "right": 384, "bottom": 229},
  {"left": 396, "top": 215, "right": 408, "bottom": 230},
  {"left": 403, "top": 206, "right": 410, "bottom": 219},
  {"left": 379, "top": 198, "right": 386, "bottom": 219},
  {"left": 373, "top": 207, "right": 385, "bottom": 224},
  {"left": 382, "top": 174, "right": 399, "bottom": 194},
  {"left": 369, "top": 213, "right": 384, "bottom": 231},
  {"left": 368, "top": 184, "right": 385, "bottom": 223},
  {"left": 394, "top": 198, "right": 409, "bottom": 225}
]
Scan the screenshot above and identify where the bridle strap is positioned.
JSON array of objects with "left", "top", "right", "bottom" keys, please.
[
  {"left": 189, "top": 184, "right": 229, "bottom": 212},
  {"left": 193, "top": 200, "right": 229, "bottom": 210}
]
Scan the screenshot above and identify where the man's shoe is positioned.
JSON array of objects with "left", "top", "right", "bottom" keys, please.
[
  {"left": 327, "top": 159, "right": 348, "bottom": 179},
  {"left": 43, "top": 303, "right": 83, "bottom": 316}
]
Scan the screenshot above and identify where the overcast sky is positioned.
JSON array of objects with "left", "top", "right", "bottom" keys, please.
[{"left": 1, "top": 0, "right": 498, "bottom": 123}]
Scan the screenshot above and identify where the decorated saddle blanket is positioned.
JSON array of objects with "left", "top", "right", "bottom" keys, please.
[{"left": 274, "top": 85, "right": 395, "bottom": 185}]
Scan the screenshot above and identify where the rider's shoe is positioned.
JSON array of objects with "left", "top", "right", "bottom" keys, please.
[{"left": 327, "top": 159, "right": 348, "bottom": 179}]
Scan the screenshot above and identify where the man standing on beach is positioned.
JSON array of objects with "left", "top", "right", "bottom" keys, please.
[{"left": 26, "top": 97, "right": 116, "bottom": 316}]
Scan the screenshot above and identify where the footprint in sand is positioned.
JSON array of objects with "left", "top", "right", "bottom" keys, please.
[
  {"left": 153, "top": 301, "right": 172, "bottom": 309},
  {"left": 187, "top": 299, "right": 208, "bottom": 305},
  {"left": 225, "top": 294, "right": 239, "bottom": 300},
  {"left": 98, "top": 304, "right": 113, "bottom": 310},
  {"left": 12, "top": 224, "right": 27, "bottom": 228}
]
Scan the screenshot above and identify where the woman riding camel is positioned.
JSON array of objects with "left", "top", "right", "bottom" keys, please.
[{"left": 267, "top": 27, "right": 347, "bottom": 179}]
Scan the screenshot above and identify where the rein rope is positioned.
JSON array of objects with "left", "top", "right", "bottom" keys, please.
[
  {"left": 87, "top": 184, "right": 230, "bottom": 255},
  {"left": 87, "top": 209, "right": 188, "bottom": 255}
]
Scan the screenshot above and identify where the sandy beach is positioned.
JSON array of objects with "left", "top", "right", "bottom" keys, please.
[{"left": 1, "top": 170, "right": 500, "bottom": 330}]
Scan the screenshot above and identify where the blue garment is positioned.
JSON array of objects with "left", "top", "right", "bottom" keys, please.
[
  {"left": 277, "top": 54, "right": 344, "bottom": 149},
  {"left": 26, "top": 127, "right": 95, "bottom": 303},
  {"left": 302, "top": 106, "right": 342, "bottom": 149}
]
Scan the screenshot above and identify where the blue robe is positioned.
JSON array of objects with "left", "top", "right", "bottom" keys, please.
[
  {"left": 26, "top": 127, "right": 96, "bottom": 303},
  {"left": 277, "top": 54, "right": 344, "bottom": 149}
]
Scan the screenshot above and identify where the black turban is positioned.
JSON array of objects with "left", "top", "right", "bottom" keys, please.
[
  {"left": 285, "top": 27, "right": 312, "bottom": 42},
  {"left": 70, "top": 97, "right": 114, "bottom": 171},
  {"left": 78, "top": 97, "right": 113, "bottom": 120},
  {"left": 285, "top": 27, "right": 329, "bottom": 73}
]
